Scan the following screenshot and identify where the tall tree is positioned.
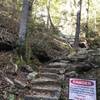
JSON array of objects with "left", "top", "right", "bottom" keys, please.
[
  {"left": 94, "top": 0, "right": 96, "bottom": 32},
  {"left": 46, "top": 0, "right": 51, "bottom": 29},
  {"left": 19, "top": 0, "right": 30, "bottom": 46},
  {"left": 25, "top": 0, "right": 35, "bottom": 63},
  {"left": 46, "top": 0, "right": 55, "bottom": 32},
  {"left": 86, "top": 0, "right": 89, "bottom": 34},
  {"left": 18, "top": 0, "right": 34, "bottom": 62},
  {"left": 74, "top": 0, "right": 82, "bottom": 47}
]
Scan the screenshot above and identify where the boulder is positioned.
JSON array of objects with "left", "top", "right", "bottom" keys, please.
[
  {"left": 27, "top": 72, "right": 38, "bottom": 80},
  {"left": 75, "top": 62, "right": 93, "bottom": 74}
]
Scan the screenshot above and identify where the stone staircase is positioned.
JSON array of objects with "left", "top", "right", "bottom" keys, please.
[
  {"left": 24, "top": 62, "right": 67, "bottom": 100},
  {"left": 24, "top": 48, "right": 100, "bottom": 100}
]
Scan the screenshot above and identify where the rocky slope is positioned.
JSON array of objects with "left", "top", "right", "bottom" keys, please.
[{"left": 0, "top": 48, "right": 100, "bottom": 100}]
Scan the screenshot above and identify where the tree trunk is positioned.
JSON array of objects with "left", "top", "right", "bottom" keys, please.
[
  {"left": 47, "top": 7, "right": 55, "bottom": 31},
  {"left": 19, "top": 0, "right": 29, "bottom": 46},
  {"left": 46, "top": 0, "right": 55, "bottom": 32},
  {"left": 94, "top": 11, "right": 96, "bottom": 32},
  {"left": 47, "top": 0, "right": 51, "bottom": 29},
  {"left": 18, "top": 0, "right": 34, "bottom": 62},
  {"left": 94, "top": 0, "right": 96, "bottom": 32},
  {"left": 25, "top": 0, "right": 34, "bottom": 63},
  {"left": 74, "top": 0, "right": 82, "bottom": 48},
  {"left": 86, "top": 0, "right": 89, "bottom": 36}
]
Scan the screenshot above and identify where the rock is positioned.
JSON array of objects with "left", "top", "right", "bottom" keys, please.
[
  {"left": 68, "top": 48, "right": 88, "bottom": 62},
  {"left": 0, "top": 27, "right": 17, "bottom": 51},
  {"left": 75, "top": 63, "right": 93, "bottom": 74},
  {"left": 77, "top": 55, "right": 88, "bottom": 62},
  {"left": 87, "top": 49, "right": 95, "bottom": 54},
  {"left": 38, "top": 73, "right": 60, "bottom": 80},
  {"left": 70, "top": 55, "right": 88, "bottom": 62},
  {"left": 59, "top": 75, "right": 65, "bottom": 80},
  {"left": 60, "top": 60, "right": 69, "bottom": 63},
  {"left": 87, "top": 48, "right": 100, "bottom": 66},
  {"left": 20, "top": 65, "right": 33, "bottom": 73},
  {"left": 89, "top": 63, "right": 99, "bottom": 68},
  {"left": 59, "top": 69, "right": 65, "bottom": 74},
  {"left": 6, "top": 63, "right": 18, "bottom": 74},
  {"left": 67, "top": 57, "right": 77, "bottom": 63},
  {"left": 27, "top": 72, "right": 38, "bottom": 80},
  {"left": 39, "top": 68, "right": 65, "bottom": 75},
  {"left": 77, "top": 48, "right": 88, "bottom": 55},
  {"left": 67, "top": 55, "right": 88, "bottom": 63},
  {"left": 65, "top": 71, "right": 78, "bottom": 78},
  {"left": 67, "top": 51, "right": 76, "bottom": 59},
  {"left": 4, "top": 77, "right": 14, "bottom": 85},
  {"left": 97, "top": 48, "right": 100, "bottom": 51},
  {"left": 48, "top": 62, "right": 67, "bottom": 67},
  {"left": 14, "top": 79, "right": 27, "bottom": 88},
  {"left": 24, "top": 95, "right": 58, "bottom": 100}
]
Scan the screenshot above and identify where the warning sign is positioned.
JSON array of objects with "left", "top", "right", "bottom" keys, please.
[{"left": 69, "top": 78, "right": 96, "bottom": 100}]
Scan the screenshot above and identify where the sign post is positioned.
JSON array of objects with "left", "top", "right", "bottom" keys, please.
[{"left": 69, "top": 78, "right": 96, "bottom": 100}]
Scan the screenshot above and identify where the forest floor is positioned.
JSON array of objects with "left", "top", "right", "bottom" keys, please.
[{"left": 0, "top": 47, "right": 100, "bottom": 100}]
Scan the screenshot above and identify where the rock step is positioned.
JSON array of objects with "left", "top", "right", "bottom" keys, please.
[
  {"left": 44, "top": 62, "right": 67, "bottom": 68},
  {"left": 24, "top": 62, "right": 65, "bottom": 100},
  {"left": 39, "top": 68, "right": 65, "bottom": 74},
  {"left": 44, "top": 65, "right": 66, "bottom": 69},
  {"left": 32, "top": 86, "right": 61, "bottom": 92},
  {"left": 48, "top": 62, "right": 67, "bottom": 67},
  {"left": 39, "top": 73, "right": 60, "bottom": 80},
  {"left": 31, "top": 79, "right": 60, "bottom": 86},
  {"left": 32, "top": 84, "right": 61, "bottom": 89},
  {"left": 24, "top": 95, "right": 58, "bottom": 100},
  {"left": 30, "top": 88, "right": 60, "bottom": 97},
  {"left": 60, "top": 60, "right": 69, "bottom": 63}
]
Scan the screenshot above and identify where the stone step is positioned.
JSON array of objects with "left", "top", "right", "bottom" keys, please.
[
  {"left": 31, "top": 78, "right": 60, "bottom": 86},
  {"left": 39, "top": 68, "right": 65, "bottom": 74},
  {"left": 30, "top": 88, "right": 60, "bottom": 97},
  {"left": 33, "top": 77, "right": 57, "bottom": 82},
  {"left": 39, "top": 73, "right": 60, "bottom": 80},
  {"left": 32, "top": 85, "right": 61, "bottom": 92},
  {"left": 24, "top": 62, "right": 64, "bottom": 100},
  {"left": 24, "top": 83, "right": 61, "bottom": 99},
  {"left": 44, "top": 65, "right": 66, "bottom": 69},
  {"left": 24, "top": 95, "right": 58, "bottom": 100},
  {"left": 32, "top": 84, "right": 61, "bottom": 91},
  {"left": 60, "top": 60, "right": 69, "bottom": 63},
  {"left": 44, "top": 62, "right": 67, "bottom": 68}
]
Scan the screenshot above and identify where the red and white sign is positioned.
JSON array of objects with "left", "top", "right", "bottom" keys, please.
[{"left": 69, "top": 78, "right": 96, "bottom": 100}]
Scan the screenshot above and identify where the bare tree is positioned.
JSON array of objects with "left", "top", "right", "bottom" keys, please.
[{"left": 74, "top": 0, "right": 82, "bottom": 47}]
